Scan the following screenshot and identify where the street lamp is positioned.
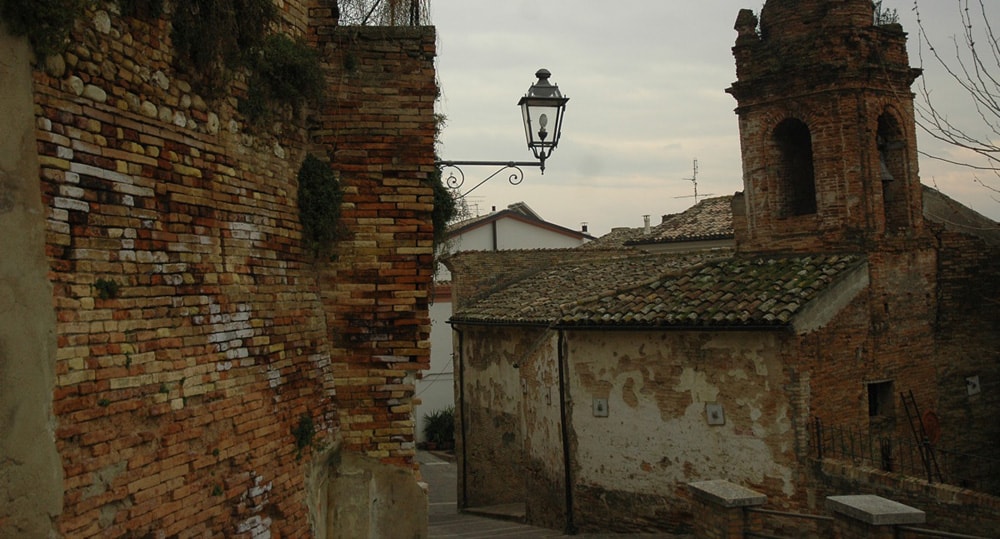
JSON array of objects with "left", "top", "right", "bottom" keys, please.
[
  {"left": 436, "top": 68, "right": 569, "bottom": 198},
  {"left": 519, "top": 68, "right": 569, "bottom": 172}
]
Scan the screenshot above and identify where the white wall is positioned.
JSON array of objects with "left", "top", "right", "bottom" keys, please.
[{"left": 423, "top": 212, "right": 589, "bottom": 443}]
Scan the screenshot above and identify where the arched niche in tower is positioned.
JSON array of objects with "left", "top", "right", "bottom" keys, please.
[
  {"left": 877, "top": 111, "right": 909, "bottom": 231},
  {"left": 772, "top": 118, "right": 817, "bottom": 217}
]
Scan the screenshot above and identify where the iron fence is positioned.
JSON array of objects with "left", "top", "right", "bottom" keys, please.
[{"left": 812, "top": 418, "right": 1000, "bottom": 496}]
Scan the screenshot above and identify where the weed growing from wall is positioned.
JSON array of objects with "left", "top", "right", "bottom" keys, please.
[
  {"left": 430, "top": 168, "right": 456, "bottom": 248},
  {"left": 0, "top": 0, "right": 86, "bottom": 57},
  {"left": 116, "top": 0, "right": 164, "bottom": 19},
  {"left": 94, "top": 278, "right": 121, "bottom": 299},
  {"left": 292, "top": 414, "right": 315, "bottom": 460},
  {"left": 241, "top": 34, "right": 325, "bottom": 125},
  {"left": 297, "top": 155, "right": 344, "bottom": 258},
  {"left": 170, "top": 0, "right": 277, "bottom": 96}
]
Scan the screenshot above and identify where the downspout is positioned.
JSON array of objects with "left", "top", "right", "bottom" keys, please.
[
  {"left": 455, "top": 325, "right": 469, "bottom": 509},
  {"left": 491, "top": 220, "right": 498, "bottom": 251},
  {"left": 557, "top": 329, "right": 576, "bottom": 534}
]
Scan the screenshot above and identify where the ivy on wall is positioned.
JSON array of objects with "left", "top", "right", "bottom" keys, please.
[
  {"left": 170, "top": 0, "right": 278, "bottom": 96},
  {"left": 0, "top": 0, "right": 86, "bottom": 57},
  {"left": 241, "top": 33, "right": 326, "bottom": 125},
  {"left": 430, "top": 169, "right": 456, "bottom": 248},
  {"left": 0, "top": 0, "right": 325, "bottom": 125},
  {"left": 297, "top": 154, "right": 344, "bottom": 257}
]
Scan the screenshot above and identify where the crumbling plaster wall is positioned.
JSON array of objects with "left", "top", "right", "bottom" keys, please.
[
  {"left": 456, "top": 325, "right": 531, "bottom": 508},
  {"left": 0, "top": 23, "right": 63, "bottom": 538},
  {"left": 455, "top": 324, "right": 568, "bottom": 529},
  {"left": 565, "top": 330, "right": 799, "bottom": 533}
]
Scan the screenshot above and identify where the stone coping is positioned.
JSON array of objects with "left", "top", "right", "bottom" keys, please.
[
  {"left": 687, "top": 480, "right": 767, "bottom": 508},
  {"left": 826, "top": 495, "right": 926, "bottom": 526}
]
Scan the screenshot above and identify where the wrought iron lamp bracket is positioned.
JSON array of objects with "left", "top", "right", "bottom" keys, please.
[{"left": 434, "top": 160, "right": 543, "bottom": 198}]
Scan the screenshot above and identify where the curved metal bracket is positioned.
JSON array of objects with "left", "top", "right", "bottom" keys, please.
[{"left": 435, "top": 160, "right": 542, "bottom": 199}]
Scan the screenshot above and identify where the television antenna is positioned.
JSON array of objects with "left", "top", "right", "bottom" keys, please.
[{"left": 675, "top": 159, "right": 714, "bottom": 203}]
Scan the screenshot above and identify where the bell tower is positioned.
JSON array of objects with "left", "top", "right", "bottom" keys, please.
[{"left": 727, "top": 0, "right": 927, "bottom": 254}]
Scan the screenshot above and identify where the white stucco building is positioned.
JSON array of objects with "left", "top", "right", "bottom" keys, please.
[{"left": 416, "top": 202, "right": 593, "bottom": 443}]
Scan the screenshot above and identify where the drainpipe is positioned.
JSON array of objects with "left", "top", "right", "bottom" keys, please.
[
  {"left": 455, "top": 326, "right": 468, "bottom": 509},
  {"left": 557, "top": 329, "right": 576, "bottom": 534},
  {"left": 491, "top": 220, "right": 498, "bottom": 251}
]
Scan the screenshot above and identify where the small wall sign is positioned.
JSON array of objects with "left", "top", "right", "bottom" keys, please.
[
  {"left": 593, "top": 398, "right": 609, "bottom": 417},
  {"left": 706, "top": 403, "right": 725, "bottom": 426}
]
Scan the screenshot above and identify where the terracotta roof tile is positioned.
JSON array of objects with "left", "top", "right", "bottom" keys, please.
[
  {"left": 451, "top": 251, "right": 730, "bottom": 325},
  {"left": 561, "top": 254, "right": 864, "bottom": 328},
  {"left": 584, "top": 196, "right": 734, "bottom": 249},
  {"left": 634, "top": 196, "right": 734, "bottom": 244},
  {"left": 452, "top": 252, "right": 865, "bottom": 329}
]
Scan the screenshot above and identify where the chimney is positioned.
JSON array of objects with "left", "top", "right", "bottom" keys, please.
[
  {"left": 581, "top": 222, "right": 588, "bottom": 233},
  {"left": 643, "top": 215, "right": 651, "bottom": 235}
]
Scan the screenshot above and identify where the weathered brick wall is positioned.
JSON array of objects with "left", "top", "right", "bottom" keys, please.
[
  {"left": 813, "top": 460, "right": 1000, "bottom": 533},
  {"left": 20, "top": 2, "right": 436, "bottom": 536},
  {"left": 793, "top": 249, "right": 939, "bottom": 450},
  {"left": 310, "top": 21, "right": 437, "bottom": 462},
  {"left": 730, "top": 0, "right": 925, "bottom": 254},
  {"left": 925, "top": 222, "right": 1000, "bottom": 493}
]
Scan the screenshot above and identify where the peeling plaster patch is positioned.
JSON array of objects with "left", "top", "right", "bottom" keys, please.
[
  {"left": 674, "top": 367, "right": 720, "bottom": 403},
  {"left": 621, "top": 377, "right": 639, "bottom": 408}
]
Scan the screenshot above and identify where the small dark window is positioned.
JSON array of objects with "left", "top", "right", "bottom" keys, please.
[
  {"left": 867, "top": 380, "right": 895, "bottom": 418},
  {"left": 773, "top": 119, "right": 817, "bottom": 216}
]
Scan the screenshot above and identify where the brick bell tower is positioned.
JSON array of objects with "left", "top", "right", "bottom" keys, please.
[{"left": 727, "top": 0, "right": 929, "bottom": 254}]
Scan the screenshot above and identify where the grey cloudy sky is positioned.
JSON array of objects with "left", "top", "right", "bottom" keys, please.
[{"left": 431, "top": 1, "right": 998, "bottom": 236}]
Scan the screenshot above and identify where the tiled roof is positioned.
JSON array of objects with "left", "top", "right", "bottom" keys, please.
[
  {"left": 450, "top": 251, "right": 730, "bottom": 325},
  {"left": 560, "top": 254, "right": 864, "bottom": 328},
  {"left": 580, "top": 227, "right": 646, "bottom": 249},
  {"left": 583, "top": 195, "right": 734, "bottom": 249},
  {"left": 632, "top": 196, "right": 734, "bottom": 245}
]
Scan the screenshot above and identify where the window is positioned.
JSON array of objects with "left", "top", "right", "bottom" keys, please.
[
  {"left": 867, "top": 380, "right": 895, "bottom": 418},
  {"left": 773, "top": 119, "right": 817, "bottom": 217}
]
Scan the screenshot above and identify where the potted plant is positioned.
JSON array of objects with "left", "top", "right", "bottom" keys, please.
[{"left": 422, "top": 406, "right": 455, "bottom": 450}]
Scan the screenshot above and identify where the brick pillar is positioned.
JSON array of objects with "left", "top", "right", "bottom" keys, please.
[
  {"left": 688, "top": 480, "right": 767, "bottom": 539},
  {"left": 308, "top": 22, "right": 437, "bottom": 461},
  {"left": 826, "top": 495, "right": 925, "bottom": 539}
]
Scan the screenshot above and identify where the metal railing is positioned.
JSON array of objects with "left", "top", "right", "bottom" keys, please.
[{"left": 812, "top": 418, "right": 1000, "bottom": 496}]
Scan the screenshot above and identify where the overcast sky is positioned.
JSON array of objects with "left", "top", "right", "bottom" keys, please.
[{"left": 430, "top": 1, "right": 999, "bottom": 236}]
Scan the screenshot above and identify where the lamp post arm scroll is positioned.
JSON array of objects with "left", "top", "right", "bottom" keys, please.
[{"left": 435, "top": 69, "right": 568, "bottom": 199}]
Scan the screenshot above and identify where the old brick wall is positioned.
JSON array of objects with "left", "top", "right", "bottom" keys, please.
[
  {"left": 793, "top": 249, "right": 939, "bottom": 455},
  {"left": 18, "top": 2, "right": 436, "bottom": 537},
  {"left": 814, "top": 460, "right": 1000, "bottom": 534},
  {"left": 929, "top": 222, "right": 1000, "bottom": 483},
  {"left": 310, "top": 21, "right": 437, "bottom": 463},
  {"left": 730, "top": 1, "right": 925, "bottom": 255}
]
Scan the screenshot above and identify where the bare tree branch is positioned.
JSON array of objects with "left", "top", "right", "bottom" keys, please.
[
  {"left": 912, "top": 0, "right": 999, "bottom": 180},
  {"left": 338, "top": 0, "right": 431, "bottom": 26}
]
